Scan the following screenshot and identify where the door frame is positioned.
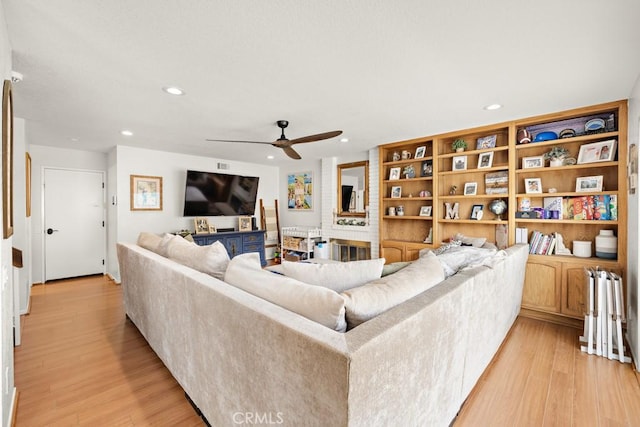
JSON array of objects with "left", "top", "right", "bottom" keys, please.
[{"left": 41, "top": 167, "right": 107, "bottom": 282}]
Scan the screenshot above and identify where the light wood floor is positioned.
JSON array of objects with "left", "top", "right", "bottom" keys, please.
[{"left": 14, "top": 276, "right": 640, "bottom": 426}]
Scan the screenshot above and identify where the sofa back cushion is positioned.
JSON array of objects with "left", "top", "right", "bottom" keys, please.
[
  {"left": 281, "top": 258, "right": 385, "bottom": 293},
  {"left": 165, "top": 234, "right": 230, "bottom": 280},
  {"left": 225, "top": 253, "right": 347, "bottom": 332},
  {"left": 341, "top": 251, "right": 445, "bottom": 329}
]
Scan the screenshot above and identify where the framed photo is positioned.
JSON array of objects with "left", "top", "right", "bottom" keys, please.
[
  {"left": 476, "top": 135, "right": 497, "bottom": 149},
  {"left": 464, "top": 182, "right": 478, "bottom": 195},
  {"left": 419, "top": 206, "right": 432, "bottom": 217},
  {"left": 522, "top": 155, "right": 544, "bottom": 169},
  {"left": 415, "top": 146, "right": 426, "bottom": 159},
  {"left": 2, "top": 80, "right": 13, "bottom": 238},
  {"left": 390, "top": 186, "right": 402, "bottom": 198},
  {"left": 470, "top": 204, "right": 484, "bottom": 220},
  {"left": 130, "top": 174, "right": 163, "bottom": 211},
  {"left": 238, "top": 216, "right": 252, "bottom": 231},
  {"left": 576, "top": 175, "right": 603, "bottom": 192},
  {"left": 577, "top": 139, "right": 617, "bottom": 164},
  {"left": 524, "top": 177, "right": 542, "bottom": 194},
  {"left": 420, "top": 160, "right": 433, "bottom": 177},
  {"left": 478, "top": 152, "right": 494, "bottom": 169},
  {"left": 452, "top": 155, "right": 467, "bottom": 171},
  {"left": 194, "top": 217, "right": 210, "bottom": 234},
  {"left": 389, "top": 167, "right": 401, "bottom": 180},
  {"left": 288, "top": 172, "right": 313, "bottom": 210},
  {"left": 208, "top": 225, "right": 217, "bottom": 233}
]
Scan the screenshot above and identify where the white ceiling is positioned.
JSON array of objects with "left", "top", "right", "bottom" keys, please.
[{"left": 4, "top": 1, "right": 640, "bottom": 166}]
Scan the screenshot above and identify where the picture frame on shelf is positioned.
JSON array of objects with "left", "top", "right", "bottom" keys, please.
[
  {"left": 452, "top": 155, "right": 467, "bottom": 171},
  {"left": 238, "top": 216, "right": 252, "bottom": 231},
  {"left": 576, "top": 175, "right": 603, "bottom": 192},
  {"left": 524, "top": 177, "right": 542, "bottom": 194},
  {"left": 208, "top": 225, "right": 217, "bottom": 233},
  {"left": 470, "top": 204, "right": 484, "bottom": 220},
  {"left": 464, "top": 182, "right": 478, "bottom": 195},
  {"left": 478, "top": 152, "right": 493, "bottom": 169},
  {"left": 476, "top": 134, "right": 497, "bottom": 149},
  {"left": 390, "top": 185, "right": 402, "bottom": 198},
  {"left": 522, "top": 155, "right": 544, "bottom": 169},
  {"left": 414, "top": 146, "right": 426, "bottom": 159},
  {"left": 419, "top": 206, "right": 432, "bottom": 217},
  {"left": 484, "top": 171, "right": 508, "bottom": 194},
  {"left": 130, "top": 174, "right": 163, "bottom": 211},
  {"left": 194, "top": 217, "right": 210, "bottom": 234},
  {"left": 421, "top": 159, "right": 433, "bottom": 177},
  {"left": 577, "top": 139, "right": 617, "bottom": 164},
  {"left": 389, "top": 167, "right": 401, "bottom": 180}
]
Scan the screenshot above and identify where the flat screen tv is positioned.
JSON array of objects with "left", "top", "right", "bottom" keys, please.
[{"left": 183, "top": 170, "right": 259, "bottom": 216}]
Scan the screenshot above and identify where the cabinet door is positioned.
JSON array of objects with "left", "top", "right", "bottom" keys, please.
[
  {"left": 224, "top": 236, "right": 242, "bottom": 258},
  {"left": 404, "top": 243, "right": 425, "bottom": 261},
  {"left": 380, "top": 242, "right": 404, "bottom": 264},
  {"left": 522, "top": 260, "right": 561, "bottom": 313},
  {"left": 562, "top": 263, "right": 622, "bottom": 318}
]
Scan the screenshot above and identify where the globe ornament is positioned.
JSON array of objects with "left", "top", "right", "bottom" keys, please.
[{"left": 488, "top": 199, "right": 507, "bottom": 220}]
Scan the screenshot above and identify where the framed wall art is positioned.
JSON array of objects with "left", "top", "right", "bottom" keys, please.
[
  {"left": 477, "top": 152, "right": 493, "bottom": 169},
  {"left": 522, "top": 155, "right": 544, "bottom": 169},
  {"left": 2, "top": 80, "right": 13, "bottom": 238},
  {"left": 238, "top": 216, "right": 252, "bottom": 231},
  {"left": 130, "top": 174, "right": 163, "bottom": 211},
  {"left": 577, "top": 139, "right": 617, "bottom": 164},
  {"left": 287, "top": 171, "right": 313, "bottom": 210},
  {"left": 576, "top": 175, "right": 603, "bottom": 192},
  {"left": 194, "top": 217, "right": 210, "bottom": 234}
]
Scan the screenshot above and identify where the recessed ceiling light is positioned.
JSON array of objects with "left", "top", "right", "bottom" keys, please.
[
  {"left": 267, "top": 155, "right": 274, "bottom": 160},
  {"left": 484, "top": 104, "right": 502, "bottom": 111},
  {"left": 163, "top": 86, "right": 185, "bottom": 96},
  {"left": 69, "top": 137, "right": 79, "bottom": 142},
  {"left": 340, "top": 138, "right": 349, "bottom": 143},
  {"left": 121, "top": 130, "right": 133, "bottom": 136}
]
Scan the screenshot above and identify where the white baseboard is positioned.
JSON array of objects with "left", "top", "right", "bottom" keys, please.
[{"left": 106, "top": 272, "right": 121, "bottom": 285}]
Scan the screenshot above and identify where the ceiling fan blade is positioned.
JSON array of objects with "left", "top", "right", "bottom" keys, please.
[
  {"left": 289, "top": 130, "right": 343, "bottom": 145},
  {"left": 282, "top": 146, "right": 302, "bottom": 160},
  {"left": 205, "top": 139, "right": 272, "bottom": 145}
]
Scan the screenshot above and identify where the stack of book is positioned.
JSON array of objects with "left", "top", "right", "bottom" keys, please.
[{"left": 528, "top": 231, "right": 558, "bottom": 255}]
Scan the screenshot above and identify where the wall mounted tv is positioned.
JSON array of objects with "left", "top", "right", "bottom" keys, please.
[{"left": 183, "top": 170, "right": 259, "bottom": 216}]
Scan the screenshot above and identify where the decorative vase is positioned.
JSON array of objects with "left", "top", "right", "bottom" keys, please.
[
  {"left": 595, "top": 230, "right": 617, "bottom": 259},
  {"left": 456, "top": 147, "right": 464, "bottom": 153},
  {"left": 549, "top": 158, "right": 564, "bottom": 167}
]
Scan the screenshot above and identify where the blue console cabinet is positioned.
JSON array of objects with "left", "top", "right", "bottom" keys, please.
[{"left": 192, "top": 230, "right": 266, "bottom": 266}]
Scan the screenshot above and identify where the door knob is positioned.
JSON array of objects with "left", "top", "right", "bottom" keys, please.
[{"left": 46, "top": 228, "right": 59, "bottom": 235}]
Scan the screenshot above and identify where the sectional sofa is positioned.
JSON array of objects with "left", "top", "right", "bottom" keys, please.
[{"left": 117, "top": 238, "right": 528, "bottom": 426}]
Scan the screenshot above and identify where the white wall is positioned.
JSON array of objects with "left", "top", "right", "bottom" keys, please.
[
  {"left": 12, "top": 118, "right": 29, "bottom": 315},
  {"left": 627, "top": 77, "right": 640, "bottom": 371},
  {"left": 28, "top": 145, "right": 108, "bottom": 284},
  {"left": 0, "top": 2, "right": 15, "bottom": 423},
  {"left": 111, "top": 145, "right": 279, "bottom": 281}
]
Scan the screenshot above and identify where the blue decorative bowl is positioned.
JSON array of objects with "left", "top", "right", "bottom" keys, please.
[{"left": 533, "top": 131, "right": 558, "bottom": 142}]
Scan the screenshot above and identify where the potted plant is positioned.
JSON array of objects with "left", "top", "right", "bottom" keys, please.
[
  {"left": 544, "top": 146, "right": 570, "bottom": 167},
  {"left": 452, "top": 138, "right": 467, "bottom": 152}
]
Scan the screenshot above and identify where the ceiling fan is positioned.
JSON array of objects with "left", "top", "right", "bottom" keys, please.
[{"left": 206, "top": 120, "right": 342, "bottom": 160}]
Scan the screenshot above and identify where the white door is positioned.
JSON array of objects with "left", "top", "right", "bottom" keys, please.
[{"left": 44, "top": 168, "right": 105, "bottom": 281}]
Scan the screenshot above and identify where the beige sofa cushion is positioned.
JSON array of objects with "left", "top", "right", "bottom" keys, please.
[
  {"left": 341, "top": 251, "right": 445, "bottom": 328},
  {"left": 165, "top": 234, "right": 230, "bottom": 280},
  {"left": 281, "top": 258, "right": 385, "bottom": 293},
  {"left": 225, "top": 253, "right": 347, "bottom": 332},
  {"left": 137, "top": 232, "right": 174, "bottom": 257}
]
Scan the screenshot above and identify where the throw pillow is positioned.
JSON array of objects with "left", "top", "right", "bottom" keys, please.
[
  {"left": 225, "top": 253, "right": 347, "bottom": 332},
  {"left": 281, "top": 258, "right": 385, "bottom": 293},
  {"left": 341, "top": 251, "right": 444, "bottom": 329},
  {"left": 137, "top": 232, "right": 162, "bottom": 253},
  {"left": 453, "top": 233, "right": 487, "bottom": 248},
  {"left": 166, "top": 236, "right": 230, "bottom": 280},
  {"left": 381, "top": 261, "right": 411, "bottom": 277}
]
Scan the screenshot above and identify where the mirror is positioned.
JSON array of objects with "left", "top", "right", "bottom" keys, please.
[{"left": 337, "top": 161, "right": 368, "bottom": 217}]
